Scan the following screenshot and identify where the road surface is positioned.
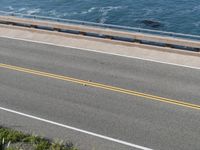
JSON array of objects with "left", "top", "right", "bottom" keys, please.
[{"left": 0, "top": 37, "right": 200, "bottom": 150}]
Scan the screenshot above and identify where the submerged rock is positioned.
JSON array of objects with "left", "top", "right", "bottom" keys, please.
[{"left": 140, "top": 20, "right": 163, "bottom": 28}]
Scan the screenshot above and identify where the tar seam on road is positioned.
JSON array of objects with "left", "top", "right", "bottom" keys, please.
[
  {"left": 0, "top": 36, "right": 200, "bottom": 70},
  {"left": 0, "top": 63, "right": 200, "bottom": 111}
]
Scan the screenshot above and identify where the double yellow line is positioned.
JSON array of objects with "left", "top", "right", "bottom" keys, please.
[{"left": 0, "top": 63, "right": 200, "bottom": 110}]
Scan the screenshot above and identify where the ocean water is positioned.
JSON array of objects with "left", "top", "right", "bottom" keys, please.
[{"left": 0, "top": 0, "right": 200, "bottom": 35}]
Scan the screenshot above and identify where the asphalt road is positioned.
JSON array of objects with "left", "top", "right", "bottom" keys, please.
[{"left": 0, "top": 37, "right": 200, "bottom": 150}]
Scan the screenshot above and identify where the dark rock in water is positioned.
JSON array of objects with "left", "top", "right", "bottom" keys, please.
[{"left": 141, "top": 20, "right": 163, "bottom": 28}]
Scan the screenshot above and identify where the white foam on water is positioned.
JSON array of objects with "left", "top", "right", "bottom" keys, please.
[
  {"left": 26, "top": 8, "right": 41, "bottom": 15},
  {"left": 99, "top": 6, "right": 124, "bottom": 23},
  {"left": 18, "top": 8, "right": 27, "bottom": 12},
  {"left": 48, "top": 9, "right": 62, "bottom": 17},
  {"left": 7, "top": 6, "right": 14, "bottom": 11},
  {"left": 81, "top": 7, "right": 96, "bottom": 15},
  {"left": 0, "top": 1, "right": 199, "bottom": 35}
]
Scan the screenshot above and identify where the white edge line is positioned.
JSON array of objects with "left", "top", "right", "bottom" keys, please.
[
  {"left": 0, "top": 35, "right": 200, "bottom": 70},
  {"left": 0, "top": 106, "right": 153, "bottom": 150}
]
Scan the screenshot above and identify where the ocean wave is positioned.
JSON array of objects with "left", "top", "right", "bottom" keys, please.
[
  {"left": 49, "top": 10, "right": 59, "bottom": 16},
  {"left": 18, "top": 8, "right": 27, "bottom": 12},
  {"left": 56, "top": 6, "right": 125, "bottom": 24},
  {"left": 26, "top": 8, "right": 41, "bottom": 15},
  {"left": 0, "top": 0, "right": 199, "bottom": 35},
  {"left": 98, "top": 6, "right": 125, "bottom": 23},
  {"left": 7, "top": 6, "right": 14, "bottom": 11},
  {"left": 81, "top": 7, "right": 96, "bottom": 15},
  {"left": 99, "top": 6, "right": 124, "bottom": 14}
]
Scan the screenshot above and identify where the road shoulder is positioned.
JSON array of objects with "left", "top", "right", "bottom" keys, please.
[{"left": 0, "top": 25, "right": 200, "bottom": 69}]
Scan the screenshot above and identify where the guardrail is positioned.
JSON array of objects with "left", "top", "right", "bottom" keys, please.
[
  {"left": 0, "top": 11, "right": 199, "bottom": 52},
  {"left": 0, "top": 11, "right": 200, "bottom": 41}
]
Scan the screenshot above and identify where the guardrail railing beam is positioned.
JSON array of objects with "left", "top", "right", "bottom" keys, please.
[
  {"left": 0, "top": 11, "right": 199, "bottom": 41},
  {"left": 0, "top": 11, "right": 199, "bottom": 52}
]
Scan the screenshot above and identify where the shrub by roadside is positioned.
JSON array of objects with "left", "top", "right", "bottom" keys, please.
[{"left": 0, "top": 126, "right": 78, "bottom": 150}]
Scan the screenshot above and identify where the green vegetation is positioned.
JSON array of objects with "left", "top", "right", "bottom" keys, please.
[{"left": 0, "top": 126, "right": 78, "bottom": 150}]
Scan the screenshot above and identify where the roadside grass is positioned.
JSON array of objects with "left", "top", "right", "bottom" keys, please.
[{"left": 0, "top": 126, "right": 78, "bottom": 150}]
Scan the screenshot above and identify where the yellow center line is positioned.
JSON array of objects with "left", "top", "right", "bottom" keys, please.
[{"left": 0, "top": 63, "right": 200, "bottom": 110}]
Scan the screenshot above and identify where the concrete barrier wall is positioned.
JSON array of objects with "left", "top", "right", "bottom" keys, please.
[{"left": 0, "top": 15, "right": 199, "bottom": 51}]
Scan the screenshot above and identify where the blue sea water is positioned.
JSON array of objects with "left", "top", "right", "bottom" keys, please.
[{"left": 0, "top": 0, "right": 200, "bottom": 35}]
